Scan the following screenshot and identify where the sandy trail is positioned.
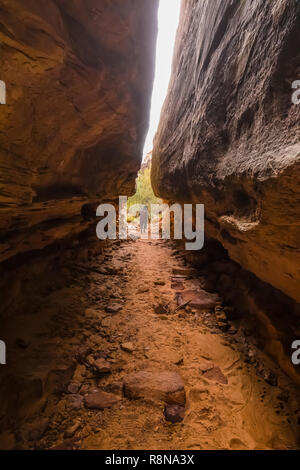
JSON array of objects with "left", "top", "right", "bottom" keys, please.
[
  {"left": 0, "top": 237, "right": 299, "bottom": 450},
  {"left": 81, "top": 238, "right": 298, "bottom": 451}
]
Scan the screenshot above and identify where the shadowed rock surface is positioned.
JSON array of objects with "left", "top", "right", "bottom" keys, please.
[
  {"left": 0, "top": 0, "right": 158, "bottom": 262},
  {"left": 152, "top": 0, "right": 300, "bottom": 303}
]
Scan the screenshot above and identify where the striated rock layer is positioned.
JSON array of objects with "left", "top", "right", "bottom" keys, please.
[
  {"left": 0, "top": 0, "right": 158, "bottom": 263},
  {"left": 152, "top": 0, "right": 300, "bottom": 304}
]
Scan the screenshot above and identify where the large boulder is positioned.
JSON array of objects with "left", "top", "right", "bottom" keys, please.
[{"left": 152, "top": 0, "right": 300, "bottom": 303}]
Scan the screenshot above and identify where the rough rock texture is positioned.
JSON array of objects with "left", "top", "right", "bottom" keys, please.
[
  {"left": 0, "top": 0, "right": 158, "bottom": 263},
  {"left": 164, "top": 404, "right": 185, "bottom": 423},
  {"left": 123, "top": 370, "right": 186, "bottom": 405},
  {"left": 152, "top": 0, "right": 300, "bottom": 303},
  {"left": 84, "top": 390, "right": 121, "bottom": 410},
  {"left": 176, "top": 288, "right": 219, "bottom": 309}
]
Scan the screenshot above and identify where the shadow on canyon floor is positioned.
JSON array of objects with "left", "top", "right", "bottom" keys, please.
[{"left": 0, "top": 235, "right": 299, "bottom": 450}]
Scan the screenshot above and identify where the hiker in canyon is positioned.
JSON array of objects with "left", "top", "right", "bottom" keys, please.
[{"left": 140, "top": 205, "right": 149, "bottom": 234}]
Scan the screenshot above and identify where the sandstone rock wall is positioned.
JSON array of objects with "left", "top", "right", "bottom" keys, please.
[
  {"left": 0, "top": 0, "right": 158, "bottom": 262},
  {"left": 152, "top": 0, "right": 300, "bottom": 303}
]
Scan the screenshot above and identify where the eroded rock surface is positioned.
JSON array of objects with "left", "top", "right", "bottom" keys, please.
[
  {"left": 123, "top": 370, "right": 186, "bottom": 405},
  {"left": 152, "top": 0, "right": 300, "bottom": 303},
  {"left": 84, "top": 390, "right": 121, "bottom": 410},
  {"left": 0, "top": 0, "right": 158, "bottom": 262}
]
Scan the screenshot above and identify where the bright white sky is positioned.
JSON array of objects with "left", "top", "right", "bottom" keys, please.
[{"left": 143, "top": 0, "right": 181, "bottom": 157}]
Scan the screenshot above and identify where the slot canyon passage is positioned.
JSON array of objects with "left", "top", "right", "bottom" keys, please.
[{"left": 0, "top": 0, "right": 300, "bottom": 451}]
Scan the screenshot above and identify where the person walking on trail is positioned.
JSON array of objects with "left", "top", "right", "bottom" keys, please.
[{"left": 140, "top": 205, "right": 148, "bottom": 234}]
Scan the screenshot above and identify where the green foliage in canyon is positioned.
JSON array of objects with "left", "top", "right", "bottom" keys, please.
[{"left": 128, "top": 166, "right": 161, "bottom": 210}]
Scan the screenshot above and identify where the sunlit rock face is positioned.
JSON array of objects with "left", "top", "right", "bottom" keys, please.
[
  {"left": 0, "top": 0, "right": 158, "bottom": 262},
  {"left": 152, "top": 0, "right": 300, "bottom": 303}
]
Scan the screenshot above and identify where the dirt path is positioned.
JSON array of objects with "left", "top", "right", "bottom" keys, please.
[{"left": 1, "top": 237, "right": 299, "bottom": 450}]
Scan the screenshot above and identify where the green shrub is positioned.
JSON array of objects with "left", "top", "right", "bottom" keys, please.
[{"left": 128, "top": 167, "right": 161, "bottom": 210}]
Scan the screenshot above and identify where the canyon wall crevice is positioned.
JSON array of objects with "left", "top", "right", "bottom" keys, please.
[
  {"left": 0, "top": 0, "right": 159, "bottom": 264},
  {"left": 152, "top": 0, "right": 300, "bottom": 304}
]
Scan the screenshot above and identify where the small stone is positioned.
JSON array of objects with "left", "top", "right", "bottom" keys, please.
[
  {"left": 137, "top": 287, "right": 149, "bottom": 294},
  {"left": 160, "top": 315, "right": 169, "bottom": 320},
  {"left": 46, "top": 361, "right": 76, "bottom": 394},
  {"left": 228, "top": 325, "right": 237, "bottom": 335},
  {"left": 86, "top": 354, "right": 95, "bottom": 366},
  {"left": 215, "top": 311, "right": 227, "bottom": 322},
  {"left": 172, "top": 267, "right": 198, "bottom": 277},
  {"left": 246, "top": 349, "right": 257, "bottom": 364},
  {"left": 84, "top": 390, "right": 121, "bottom": 409},
  {"left": 97, "top": 267, "right": 109, "bottom": 275},
  {"left": 50, "top": 440, "right": 76, "bottom": 451},
  {"left": 110, "top": 292, "right": 122, "bottom": 300},
  {"left": 217, "top": 321, "right": 229, "bottom": 331},
  {"left": 64, "top": 421, "right": 81, "bottom": 438},
  {"left": 79, "top": 384, "right": 90, "bottom": 396},
  {"left": 105, "top": 303, "right": 122, "bottom": 314},
  {"left": 73, "top": 364, "right": 86, "bottom": 382},
  {"left": 260, "top": 368, "right": 278, "bottom": 387},
  {"left": 174, "top": 354, "right": 184, "bottom": 365},
  {"left": 199, "top": 360, "right": 214, "bottom": 373},
  {"left": 154, "top": 280, "right": 165, "bottom": 286},
  {"left": 171, "top": 281, "right": 185, "bottom": 290},
  {"left": 164, "top": 404, "right": 185, "bottom": 423},
  {"left": 103, "top": 381, "right": 123, "bottom": 395},
  {"left": 101, "top": 317, "right": 112, "bottom": 327},
  {"left": 121, "top": 342, "right": 134, "bottom": 353},
  {"left": 106, "top": 267, "right": 120, "bottom": 275},
  {"left": 67, "top": 381, "right": 81, "bottom": 394},
  {"left": 76, "top": 345, "right": 91, "bottom": 362},
  {"left": 93, "top": 358, "right": 111, "bottom": 374},
  {"left": 176, "top": 289, "right": 219, "bottom": 310},
  {"left": 154, "top": 303, "right": 169, "bottom": 314},
  {"left": 203, "top": 366, "right": 228, "bottom": 385},
  {"left": 214, "top": 306, "right": 223, "bottom": 313},
  {"left": 67, "top": 394, "right": 83, "bottom": 410}
]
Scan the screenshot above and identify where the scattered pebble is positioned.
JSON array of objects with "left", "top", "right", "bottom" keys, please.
[{"left": 121, "top": 342, "right": 135, "bottom": 353}]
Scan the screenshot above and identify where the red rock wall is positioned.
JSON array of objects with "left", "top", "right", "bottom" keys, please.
[
  {"left": 0, "top": 0, "right": 158, "bottom": 262},
  {"left": 152, "top": 0, "right": 300, "bottom": 304}
]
